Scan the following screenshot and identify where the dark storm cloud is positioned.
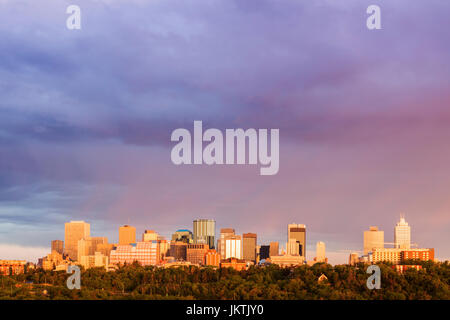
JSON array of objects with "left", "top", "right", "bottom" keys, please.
[{"left": 0, "top": 0, "right": 450, "bottom": 262}]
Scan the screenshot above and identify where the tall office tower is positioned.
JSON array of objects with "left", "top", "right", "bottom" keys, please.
[
  {"left": 363, "top": 226, "right": 384, "bottom": 255},
  {"left": 77, "top": 237, "right": 108, "bottom": 262},
  {"left": 171, "top": 229, "right": 194, "bottom": 244},
  {"left": 64, "top": 221, "right": 90, "bottom": 261},
  {"left": 96, "top": 243, "right": 115, "bottom": 257},
  {"left": 286, "top": 238, "right": 300, "bottom": 255},
  {"left": 51, "top": 240, "right": 64, "bottom": 255},
  {"left": 316, "top": 241, "right": 326, "bottom": 262},
  {"left": 193, "top": 219, "right": 216, "bottom": 249},
  {"left": 218, "top": 228, "right": 235, "bottom": 258},
  {"left": 142, "top": 230, "right": 158, "bottom": 242},
  {"left": 260, "top": 245, "right": 270, "bottom": 260},
  {"left": 348, "top": 252, "right": 360, "bottom": 265},
  {"left": 225, "top": 235, "right": 242, "bottom": 259},
  {"left": 287, "top": 224, "right": 306, "bottom": 257},
  {"left": 243, "top": 233, "right": 257, "bottom": 262},
  {"left": 159, "top": 240, "right": 170, "bottom": 260},
  {"left": 269, "top": 241, "right": 279, "bottom": 257},
  {"left": 395, "top": 215, "right": 411, "bottom": 249},
  {"left": 119, "top": 225, "right": 136, "bottom": 245}
]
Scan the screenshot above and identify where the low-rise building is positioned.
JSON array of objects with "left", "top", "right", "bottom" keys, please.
[
  {"left": 79, "top": 252, "right": 109, "bottom": 270},
  {"left": 270, "top": 254, "right": 304, "bottom": 267},
  {"left": 110, "top": 241, "right": 160, "bottom": 266},
  {"left": 205, "top": 249, "right": 221, "bottom": 267},
  {"left": 371, "top": 248, "right": 434, "bottom": 264},
  {"left": 39, "top": 251, "right": 71, "bottom": 271},
  {"left": 220, "top": 258, "right": 247, "bottom": 271},
  {"left": 394, "top": 265, "right": 423, "bottom": 273},
  {"left": 0, "top": 260, "right": 27, "bottom": 275},
  {"left": 186, "top": 244, "right": 209, "bottom": 265}
]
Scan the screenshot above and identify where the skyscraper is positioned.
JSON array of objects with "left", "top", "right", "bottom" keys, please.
[
  {"left": 260, "top": 245, "right": 270, "bottom": 260},
  {"left": 315, "top": 241, "right": 326, "bottom": 262},
  {"left": 287, "top": 224, "right": 306, "bottom": 258},
  {"left": 218, "top": 228, "right": 235, "bottom": 258},
  {"left": 64, "top": 221, "right": 90, "bottom": 261},
  {"left": 269, "top": 241, "right": 279, "bottom": 257},
  {"left": 51, "top": 240, "right": 64, "bottom": 255},
  {"left": 395, "top": 215, "right": 411, "bottom": 249},
  {"left": 142, "top": 230, "right": 158, "bottom": 242},
  {"left": 193, "top": 219, "right": 216, "bottom": 249},
  {"left": 225, "top": 235, "right": 242, "bottom": 259},
  {"left": 363, "top": 226, "right": 384, "bottom": 255},
  {"left": 119, "top": 225, "right": 136, "bottom": 245},
  {"left": 242, "top": 233, "right": 257, "bottom": 262},
  {"left": 77, "top": 236, "right": 108, "bottom": 262}
]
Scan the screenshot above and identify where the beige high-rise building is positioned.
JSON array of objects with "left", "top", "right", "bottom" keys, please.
[
  {"left": 287, "top": 224, "right": 306, "bottom": 258},
  {"left": 159, "top": 240, "right": 170, "bottom": 260},
  {"left": 348, "top": 252, "right": 360, "bottom": 265},
  {"left": 77, "top": 237, "right": 108, "bottom": 262},
  {"left": 218, "top": 228, "right": 235, "bottom": 258},
  {"left": 142, "top": 230, "right": 159, "bottom": 242},
  {"left": 363, "top": 226, "right": 384, "bottom": 255},
  {"left": 269, "top": 241, "right": 279, "bottom": 257},
  {"left": 242, "top": 233, "right": 257, "bottom": 262},
  {"left": 119, "top": 225, "right": 136, "bottom": 245},
  {"left": 64, "top": 221, "right": 90, "bottom": 261},
  {"left": 225, "top": 235, "right": 242, "bottom": 259},
  {"left": 286, "top": 238, "right": 300, "bottom": 255},
  {"left": 394, "top": 216, "right": 411, "bottom": 249},
  {"left": 96, "top": 243, "right": 115, "bottom": 257},
  {"left": 315, "top": 241, "right": 326, "bottom": 262},
  {"left": 51, "top": 240, "right": 64, "bottom": 255},
  {"left": 79, "top": 252, "right": 109, "bottom": 270}
]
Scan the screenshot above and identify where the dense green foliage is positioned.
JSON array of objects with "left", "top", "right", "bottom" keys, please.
[{"left": 1, "top": 260, "right": 449, "bottom": 300}]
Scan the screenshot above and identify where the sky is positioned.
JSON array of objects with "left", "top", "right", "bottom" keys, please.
[{"left": 0, "top": 0, "right": 450, "bottom": 265}]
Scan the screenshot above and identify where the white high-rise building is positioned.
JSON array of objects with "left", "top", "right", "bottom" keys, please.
[
  {"left": 316, "top": 241, "right": 326, "bottom": 262},
  {"left": 218, "top": 228, "right": 235, "bottom": 258},
  {"left": 286, "top": 238, "right": 300, "bottom": 255},
  {"left": 225, "top": 235, "right": 242, "bottom": 259},
  {"left": 394, "top": 215, "right": 411, "bottom": 249}
]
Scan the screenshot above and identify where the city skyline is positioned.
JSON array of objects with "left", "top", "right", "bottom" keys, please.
[
  {"left": 0, "top": 214, "right": 443, "bottom": 266},
  {"left": 1, "top": 1, "right": 450, "bottom": 265}
]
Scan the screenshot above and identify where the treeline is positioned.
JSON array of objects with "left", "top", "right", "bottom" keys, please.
[{"left": 1, "top": 260, "right": 449, "bottom": 300}]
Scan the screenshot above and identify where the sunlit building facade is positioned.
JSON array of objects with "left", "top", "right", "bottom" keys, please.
[
  {"left": 119, "top": 225, "right": 136, "bottom": 245},
  {"left": 364, "top": 226, "right": 384, "bottom": 255},
  {"left": 225, "top": 235, "right": 242, "bottom": 259},
  {"left": 394, "top": 216, "right": 411, "bottom": 249},
  {"left": 287, "top": 224, "right": 306, "bottom": 258},
  {"left": 193, "top": 219, "right": 216, "bottom": 249},
  {"left": 110, "top": 241, "right": 160, "bottom": 266},
  {"left": 64, "top": 221, "right": 90, "bottom": 261},
  {"left": 243, "top": 233, "right": 257, "bottom": 262}
]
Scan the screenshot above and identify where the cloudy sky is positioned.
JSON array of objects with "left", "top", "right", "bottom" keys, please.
[{"left": 0, "top": 0, "right": 449, "bottom": 264}]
